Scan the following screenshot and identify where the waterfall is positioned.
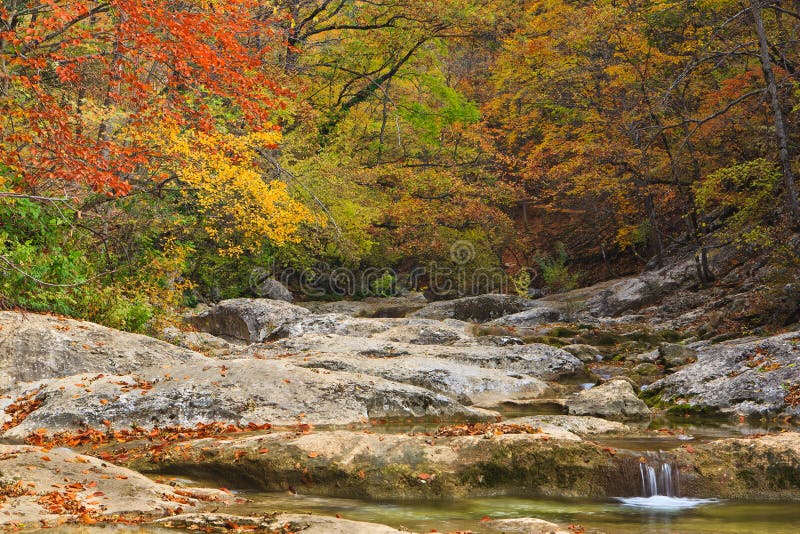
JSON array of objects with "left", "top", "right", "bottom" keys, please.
[
  {"left": 618, "top": 457, "right": 717, "bottom": 509},
  {"left": 639, "top": 461, "right": 678, "bottom": 497}
]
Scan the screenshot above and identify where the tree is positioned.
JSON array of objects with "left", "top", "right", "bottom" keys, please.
[{"left": 750, "top": 0, "right": 800, "bottom": 225}]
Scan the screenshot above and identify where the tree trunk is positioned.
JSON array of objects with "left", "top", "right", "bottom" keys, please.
[{"left": 751, "top": 0, "right": 800, "bottom": 226}]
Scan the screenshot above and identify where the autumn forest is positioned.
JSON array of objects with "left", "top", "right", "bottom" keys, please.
[
  {"left": 1, "top": 0, "right": 799, "bottom": 328},
  {"left": 5, "top": 2, "right": 800, "bottom": 532}
]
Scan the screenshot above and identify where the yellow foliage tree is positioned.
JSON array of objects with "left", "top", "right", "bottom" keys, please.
[{"left": 146, "top": 123, "right": 317, "bottom": 256}]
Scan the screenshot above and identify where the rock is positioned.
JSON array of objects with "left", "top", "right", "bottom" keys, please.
[
  {"left": 1, "top": 359, "right": 494, "bottom": 438},
  {"left": 120, "top": 430, "right": 626, "bottom": 500},
  {"left": 269, "top": 315, "right": 472, "bottom": 344},
  {"left": 185, "top": 298, "right": 311, "bottom": 342},
  {"left": 251, "top": 334, "right": 584, "bottom": 381},
  {"left": 299, "top": 295, "right": 427, "bottom": 318},
  {"left": 154, "top": 513, "right": 406, "bottom": 534},
  {"left": 252, "top": 278, "right": 293, "bottom": 302},
  {"left": 0, "top": 311, "right": 201, "bottom": 393},
  {"left": 161, "top": 327, "right": 237, "bottom": 355},
  {"left": 566, "top": 378, "right": 652, "bottom": 420},
  {"left": 121, "top": 430, "right": 800, "bottom": 501},
  {"left": 635, "top": 349, "right": 660, "bottom": 363},
  {"left": 0, "top": 444, "right": 224, "bottom": 527},
  {"left": 658, "top": 342, "right": 697, "bottom": 369},
  {"left": 561, "top": 344, "right": 602, "bottom": 363},
  {"left": 674, "top": 432, "right": 800, "bottom": 499},
  {"left": 632, "top": 363, "right": 660, "bottom": 376},
  {"left": 268, "top": 313, "right": 393, "bottom": 339},
  {"left": 580, "top": 250, "right": 730, "bottom": 319},
  {"left": 471, "top": 335, "right": 526, "bottom": 346},
  {"left": 374, "top": 320, "right": 470, "bottom": 345},
  {"left": 490, "top": 304, "right": 563, "bottom": 327},
  {"left": 291, "top": 354, "right": 552, "bottom": 406},
  {"left": 648, "top": 331, "right": 800, "bottom": 417},
  {"left": 410, "top": 294, "right": 536, "bottom": 322},
  {"left": 484, "top": 517, "right": 571, "bottom": 534},
  {"left": 503, "top": 415, "right": 629, "bottom": 436}
]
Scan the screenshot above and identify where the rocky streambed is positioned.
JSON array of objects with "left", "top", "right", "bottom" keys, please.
[{"left": 1, "top": 288, "right": 800, "bottom": 532}]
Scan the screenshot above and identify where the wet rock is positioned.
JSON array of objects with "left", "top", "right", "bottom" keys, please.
[
  {"left": 658, "top": 342, "right": 697, "bottom": 370},
  {"left": 254, "top": 334, "right": 584, "bottom": 381},
  {"left": 561, "top": 344, "right": 602, "bottom": 363},
  {"left": 410, "top": 294, "right": 536, "bottom": 322},
  {"left": 648, "top": 331, "right": 800, "bottom": 417},
  {"left": 292, "top": 354, "right": 551, "bottom": 406},
  {"left": 185, "top": 298, "right": 311, "bottom": 342},
  {"left": 1, "top": 359, "right": 493, "bottom": 438},
  {"left": 154, "top": 513, "right": 406, "bottom": 533},
  {"left": 0, "top": 444, "right": 225, "bottom": 527},
  {"left": 566, "top": 379, "right": 651, "bottom": 420},
  {"left": 0, "top": 311, "right": 200, "bottom": 393}
]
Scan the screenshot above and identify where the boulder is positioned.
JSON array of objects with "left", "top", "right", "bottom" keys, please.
[
  {"left": 566, "top": 378, "right": 652, "bottom": 420},
  {"left": 410, "top": 294, "right": 536, "bottom": 322},
  {"left": 185, "top": 298, "right": 311, "bottom": 342},
  {"left": 252, "top": 278, "right": 293, "bottom": 302},
  {"left": 154, "top": 513, "right": 406, "bottom": 534},
  {"left": 0, "top": 311, "right": 201, "bottom": 393},
  {"left": 0, "top": 359, "right": 493, "bottom": 438},
  {"left": 0, "top": 444, "right": 225, "bottom": 527},
  {"left": 658, "top": 342, "right": 697, "bottom": 370},
  {"left": 561, "top": 344, "right": 602, "bottom": 363},
  {"left": 648, "top": 331, "right": 800, "bottom": 417}
]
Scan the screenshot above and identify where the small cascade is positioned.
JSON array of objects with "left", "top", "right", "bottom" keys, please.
[
  {"left": 616, "top": 454, "right": 718, "bottom": 510},
  {"left": 639, "top": 461, "right": 678, "bottom": 497}
]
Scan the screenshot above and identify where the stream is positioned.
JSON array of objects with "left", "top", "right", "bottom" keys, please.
[
  {"left": 34, "top": 496, "right": 800, "bottom": 533},
  {"left": 23, "top": 416, "right": 800, "bottom": 533}
]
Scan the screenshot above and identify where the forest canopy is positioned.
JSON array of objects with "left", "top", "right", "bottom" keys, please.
[{"left": 1, "top": 0, "right": 799, "bottom": 331}]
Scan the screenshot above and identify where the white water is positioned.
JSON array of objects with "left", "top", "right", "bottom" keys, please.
[
  {"left": 619, "top": 495, "right": 719, "bottom": 510},
  {"left": 617, "top": 460, "right": 719, "bottom": 510}
]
